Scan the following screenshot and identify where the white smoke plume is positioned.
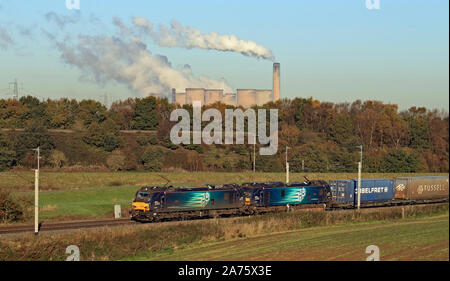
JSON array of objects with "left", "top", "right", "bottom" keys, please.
[
  {"left": 45, "top": 14, "right": 274, "bottom": 97},
  {"left": 133, "top": 17, "right": 275, "bottom": 60},
  {"left": 45, "top": 11, "right": 81, "bottom": 30},
  {"left": 0, "top": 25, "right": 14, "bottom": 50},
  {"left": 50, "top": 17, "right": 232, "bottom": 97}
]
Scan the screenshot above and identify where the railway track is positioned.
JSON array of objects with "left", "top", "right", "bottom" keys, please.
[
  {"left": 1, "top": 201, "right": 448, "bottom": 235},
  {"left": 0, "top": 218, "right": 135, "bottom": 235}
]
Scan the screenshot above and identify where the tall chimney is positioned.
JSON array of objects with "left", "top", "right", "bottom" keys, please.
[
  {"left": 273, "top": 63, "right": 280, "bottom": 101},
  {"left": 171, "top": 88, "right": 176, "bottom": 104}
]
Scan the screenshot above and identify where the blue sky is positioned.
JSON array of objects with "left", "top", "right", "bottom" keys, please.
[{"left": 0, "top": 0, "right": 448, "bottom": 110}]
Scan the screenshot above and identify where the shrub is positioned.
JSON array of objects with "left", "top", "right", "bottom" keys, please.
[
  {"left": 383, "top": 149, "right": 420, "bottom": 172},
  {"left": 49, "top": 150, "right": 68, "bottom": 168},
  {"left": 0, "top": 150, "right": 16, "bottom": 172},
  {"left": 104, "top": 133, "right": 121, "bottom": 152},
  {"left": 136, "top": 135, "right": 149, "bottom": 146},
  {"left": 141, "top": 147, "right": 164, "bottom": 171},
  {"left": 160, "top": 137, "right": 178, "bottom": 150},
  {"left": 223, "top": 160, "right": 233, "bottom": 172},
  {"left": 83, "top": 122, "right": 123, "bottom": 152},
  {"left": 14, "top": 120, "right": 55, "bottom": 162},
  {"left": 0, "top": 190, "right": 24, "bottom": 223},
  {"left": 106, "top": 150, "right": 126, "bottom": 171}
]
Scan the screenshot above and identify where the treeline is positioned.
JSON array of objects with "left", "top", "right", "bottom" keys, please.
[{"left": 0, "top": 96, "right": 448, "bottom": 173}]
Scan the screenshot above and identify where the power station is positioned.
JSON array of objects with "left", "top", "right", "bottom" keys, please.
[{"left": 172, "top": 63, "right": 281, "bottom": 108}]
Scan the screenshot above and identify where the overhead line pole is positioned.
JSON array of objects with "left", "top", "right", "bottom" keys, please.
[
  {"left": 285, "top": 146, "right": 290, "bottom": 184},
  {"left": 359, "top": 145, "right": 363, "bottom": 171},
  {"left": 356, "top": 145, "right": 362, "bottom": 211},
  {"left": 253, "top": 134, "right": 256, "bottom": 174},
  {"left": 357, "top": 161, "right": 362, "bottom": 210},
  {"left": 33, "top": 147, "right": 40, "bottom": 235}
]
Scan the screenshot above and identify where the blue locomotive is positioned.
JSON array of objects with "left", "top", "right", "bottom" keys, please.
[
  {"left": 248, "top": 181, "right": 330, "bottom": 207},
  {"left": 131, "top": 184, "right": 245, "bottom": 221},
  {"left": 131, "top": 181, "right": 331, "bottom": 221}
]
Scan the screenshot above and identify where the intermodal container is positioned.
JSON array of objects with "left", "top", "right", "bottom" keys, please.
[
  {"left": 329, "top": 180, "right": 354, "bottom": 204},
  {"left": 354, "top": 178, "right": 395, "bottom": 203},
  {"left": 330, "top": 179, "right": 394, "bottom": 205},
  {"left": 394, "top": 176, "right": 449, "bottom": 200}
]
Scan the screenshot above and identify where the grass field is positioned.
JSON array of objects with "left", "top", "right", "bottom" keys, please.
[
  {"left": 1, "top": 171, "right": 447, "bottom": 191},
  {"left": 0, "top": 171, "right": 447, "bottom": 222},
  {"left": 19, "top": 187, "right": 138, "bottom": 221},
  {"left": 128, "top": 215, "right": 449, "bottom": 261},
  {"left": 1, "top": 204, "right": 448, "bottom": 261}
]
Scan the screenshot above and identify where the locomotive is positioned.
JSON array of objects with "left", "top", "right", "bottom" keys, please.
[{"left": 131, "top": 180, "right": 330, "bottom": 222}]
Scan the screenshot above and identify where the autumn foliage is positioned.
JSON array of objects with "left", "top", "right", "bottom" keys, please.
[{"left": 0, "top": 96, "right": 448, "bottom": 172}]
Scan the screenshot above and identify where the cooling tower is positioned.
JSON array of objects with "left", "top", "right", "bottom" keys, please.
[
  {"left": 175, "top": 92, "right": 186, "bottom": 106},
  {"left": 222, "top": 93, "right": 237, "bottom": 106},
  {"left": 273, "top": 63, "right": 280, "bottom": 101},
  {"left": 237, "top": 89, "right": 257, "bottom": 108},
  {"left": 255, "top": 90, "right": 272, "bottom": 106},
  {"left": 205, "top": 89, "right": 223, "bottom": 105},
  {"left": 186, "top": 88, "right": 205, "bottom": 105}
]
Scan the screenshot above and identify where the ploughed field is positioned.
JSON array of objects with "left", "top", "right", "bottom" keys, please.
[
  {"left": 129, "top": 215, "right": 449, "bottom": 261},
  {"left": 0, "top": 171, "right": 447, "bottom": 223}
]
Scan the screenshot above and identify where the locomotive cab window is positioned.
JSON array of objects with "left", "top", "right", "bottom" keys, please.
[
  {"left": 224, "top": 193, "right": 229, "bottom": 201},
  {"left": 281, "top": 190, "right": 285, "bottom": 197},
  {"left": 137, "top": 192, "right": 150, "bottom": 200}
]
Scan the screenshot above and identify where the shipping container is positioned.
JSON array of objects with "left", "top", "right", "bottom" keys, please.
[
  {"left": 329, "top": 180, "right": 354, "bottom": 204},
  {"left": 330, "top": 179, "right": 395, "bottom": 205},
  {"left": 394, "top": 176, "right": 449, "bottom": 200},
  {"left": 354, "top": 178, "right": 395, "bottom": 203}
]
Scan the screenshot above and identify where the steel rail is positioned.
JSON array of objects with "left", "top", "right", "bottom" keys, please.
[{"left": 0, "top": 218, "right": 135, "bottom": 235}]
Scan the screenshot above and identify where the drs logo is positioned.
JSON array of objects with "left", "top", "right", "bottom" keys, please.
[{"left": 200, "top": 192, "right": 210, "bottom": 207}]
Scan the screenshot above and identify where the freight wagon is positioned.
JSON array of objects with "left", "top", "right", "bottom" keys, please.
[
  {"left": 329, "top": 179, "right": 395, "bottom": 208},
  {"left": 394, "top": 176, "right": 449, "bottom": 202}
]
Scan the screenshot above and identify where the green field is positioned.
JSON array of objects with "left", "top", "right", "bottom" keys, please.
[
  {"left": 19, "top": 187, "right": 138, "bottom": 220},
  {"left": 129, "top": 215, "right": 449, "bottom": 261},
  {"left": 0, "top": 171, "right": 447, "bottom": 222},
  {"left": 1, "top": 171, "right": 447, "bottom": 191}
]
